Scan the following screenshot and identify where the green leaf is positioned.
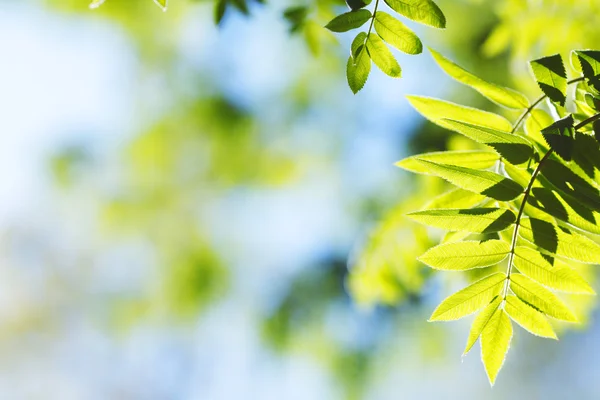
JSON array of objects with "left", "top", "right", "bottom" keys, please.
[
  {"left": 406, "top": 96, "right": 512, "bottom": 132},
  {"left": 396, "top": 159, "right": 524, "bottom": 201},
  {"left": 366, "top": 34, "right": 401, "bottom": 77},
  {"left": 481, "top": 309, "right": 512, "bottom": 386},
  {"left": 513, "top": 247, "right": 595, "bottom": 294},
  {"left": 89, "top": 0, "right": 107, "bottom": 9},
  {"left": 540, "top": 157, "right": 600, "bottom": 212},
  {"left": 440, "top": 120, "right": 534, "bottom": 165},
  {"left": 418, "top": 240, "right": 510, "bottom": 271},
  {"left": 373, "top": 11, "right": 422, "bottom": 55},
  {"left": 325, "top": 9, "right": 372, "bottom": 32},
  {"left": 429, "top": 48, "right": 529, "bottom": 109},
  {"left": 574, "top": 50, "right": 600, "bottom": 87},
  {"left": 383, "top": 0, "right": 446, "bottom": 28},
  {"left": 509, "top": 274, "right": 578, "bottom": 322},
  {"left": 408, "top": 208, "right": 515, "bottom": 233},
  {"left": 347, "top": 0, "right": 372, "bottom": 11},
  {"left": 429, "top": 272, "right": 506, "bottom": 321},
  {"left": 528, "top": 187, "right": 600, "bottom": 235},
  {"left": 464, "top": 296, "right": 502, "bottom": 355},
  {"left": 571, "top": 132, "right": 600, "bottom": 181},
  {"left": 504, "top": 295, "right": 557, "bottom": 339},
  {"left": 541, "top": 115, "right": 575, "bottom": 161},
  {"left": 519, "top": 217, "right": 600, "bottom": 264},
  {"left": 397, "top": 150, "right": 498, "bottom": 173},
  {"left": 423, "top": 188, "right": 486, "bottom": 210},
  {"left": 347, "top": 33, "right": 371, "bottom": 94},
  {"left": 153, "top": 0, "right": 168, "bottom": 11},
  {"left": 530, "top": 54, "right": 567, "bottom": 106}
]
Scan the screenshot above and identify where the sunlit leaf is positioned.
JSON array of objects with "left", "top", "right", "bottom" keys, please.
[
  {"left": 530, "top": 54, "right": 567, "bottom": 106},
  {"left": 374, "top": 11, "right": 422, "bottom": 55},
  {"left": 383, "top": 0, "right": 446, "bottom": 28},
  {"left": 513, "top": 246, "right": 595, "bottom": 294},
  {"left": 423, "top": 188, "right": 486, "bottom": 210},
  {"left": 481, "top": 309, "right": 512, "bottom": 385},
  {"left": 397, "top": 150, "right": 498, "bottom": 173},
  {"left": 504, "top": 295, "right": 557, "bottom": 339},
  {"left": 541, "top": 115, "right": 575, "bottom": 161},
  {"left": 347, "top": 33, "right": 371, "bottom": 94},
  {"left": 509, "top": 274, "right": 578, "bottom": 322},
  {"left": 408, "top": 208, "right": 515, "bottom": 233},
  {"left": 396, "top": 159, "right": 524, "bottom": 201},
  {"left": 429, "top": 272, "right": 506, "bottom": 321},
  {"left": 525, "top": 109, "right": 554, "bottom": 148},
  {"left": 540, "top": 158, "right": 600, "bottom": 212},
  {"left": 519, "top": 217, "right": 600, "bottom": 264},
  {"left": 441, "top": 119, "right": 534, "bottom": 165},
  {"left": 366, "top": 33, "right": 402, "bottom": 77},
  {"left": 418, "top": 240, "right": 509, "bottom": 271},
  {"left": 407, "top": 96, "right": 513, "bottom": 132},
  {"left": 430, "top": 48, "right": 529, "bottom": 109},
  {"left": 464, "top": 296, "right": 502, "bottom": 355}
]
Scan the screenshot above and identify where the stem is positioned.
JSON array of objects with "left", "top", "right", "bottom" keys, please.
[
  {"left": 574, "top": 112, "right": 600, "bottom": 130},
  {"left": 364, "top": 0, "right": 380, "bottom": 44},
  {"left": 510, "top": 77, "right": 585, "bottom": 134},
  {"left": 502, "top": 149, "right": 554, "bottom": 298}
]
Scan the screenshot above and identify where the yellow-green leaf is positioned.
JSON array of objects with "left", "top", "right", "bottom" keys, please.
[
  {"left": 429, "top": 48, "right": 529, "bottom": 109},
  {"left": 89, "top": 0, "right": 106, "bottom": 8},
  {"left": 347, "top": 34, "right": 371, "bottom": 94},
  {"left": 440, "top": 119, "right": 533, "bottom": 165},
  {"left": 481, "top": 310, "right": 512, "bottom": 385},
  {"left": 423, "top": 188, "right": 486, "bottom": 210},
  {"left": 366, "top": 34, "right": 401, "bottom": 78},
  {"left": 504, "top": 295, "right": 557, "bottom": 339},
  {"left": 525, "top": 109, "right": 554, "bottom": 148},
  {"left": 464, "top": 296, "right": 502, "bottom": 355},
  {"left": 513, "top": 246, "right": 595, "bottom": 294},
  {"left": 418, "top": 240, "right": 510, "bottom": 270},
  {"left": 408, "top": 208, "right": 515, "bottom": 233},
  {"left": 396, "top": 159, "right": 524, "bottom": 201},
  {"left": 519, "top": 217, "right": 600, "bottom": 264},
  {"left": 383, "top": 0, "right": 446, "bottom": 28},
  {"left": 429, "top": 272, "right": 506, "bottom": 321},
  {"left": 509, "top": 273, "right": 578, "bottom": 322},
  {"left": 397, "top": 150, "right": 498, "bottom": 173},
  {"left": 406, "top": 96, "right": 512, "bottom": 132},
  {"left": 374, "top": 11, "right": 422, "bottom": 55}
]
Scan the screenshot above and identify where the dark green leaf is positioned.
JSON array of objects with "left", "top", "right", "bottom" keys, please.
[
  {"left": 325, "top": 9, "right": 372, "bottom": 32},
  {"left": 541, "top": 115, "right": 574, "bottom": 161},
  {"left": 530, "top": 54, "right": 567, "bottom": 106}
]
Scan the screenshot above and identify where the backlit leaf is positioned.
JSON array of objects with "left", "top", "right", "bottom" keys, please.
[
  {"left": 423, "top": 188, "right": 486, "bottom": 210},
  {"left": 464, "top": 296, "right": 502, "bottom": 355},
  {"left": 540, "top": 157, "right": 600, "bottom": 212},
  {"left": 441, "top": 119, "right": 534, "bottom": 165},
  {"left": 429, "top": 272, "right": 506, "bottom": 321},
  {"left": 397, "top": 150, "right": 498, "bottom": 173},
  {"left": 366, "top": 33, "right": 402, "bottom": 77},
  {"left": 407, "top": 96, "right": 512, "bottom": 132},
  {"left": 530, "top": 54, "right": 567, "bottom": 106},
  {"left": 396, "top": 159, "right": 524, "bottom": 201},
  {"left": 541, "top": 115, "right": 575, "bottom": 161},
  {"left": 430, "top": 48, "right": 529, "bottom": 109},
  {"left": 418, "top": 240, "right": 510, "bottom": 270},
  {"left": 513, "top": 246, "right": 595, "bottom": 294},
  {"left": 509, "top": 273, "right": 578, "bottom": 322},
  {"left": 505, "top": 295, "right": 557, "bottom": 339},
  {"left": 481, "top": 309, "right": 512, "bottom": 385},
  {"left": 408, "top": 208, "right": 515, "bottom": 233},
  {"left": 383, "top": 0, "right": 445, "bottom": 28},
  {"left": 519, "top": 217, "right": 600, "bottom": 264},
  {"left": 374, "top": 11, "right": 422, "bottom": 55}
]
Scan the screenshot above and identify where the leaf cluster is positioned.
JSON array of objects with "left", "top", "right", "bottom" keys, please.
[{"left": 398, "top": 49, "right": 600, "bottom": 384}]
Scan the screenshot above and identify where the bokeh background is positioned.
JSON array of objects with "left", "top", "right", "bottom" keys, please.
[{"left": 2, "top": 0, "right": 600, "bottom": 398}]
